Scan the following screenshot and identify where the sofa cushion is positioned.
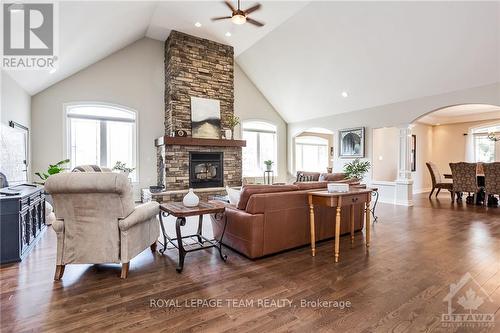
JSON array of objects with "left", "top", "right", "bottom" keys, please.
[
  {"left": 237, "top": 184, "right": 298, "bottom": 210},
  {"left": 295, "top": 171, "right": 320, "bottom": 182},
  {"left": 294, "top": 181, "right": 329, "bottom": 190}
]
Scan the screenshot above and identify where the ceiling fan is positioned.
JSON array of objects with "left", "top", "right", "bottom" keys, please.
[{"left": 211, "top": 0, "right": 265, "bottom": 27}]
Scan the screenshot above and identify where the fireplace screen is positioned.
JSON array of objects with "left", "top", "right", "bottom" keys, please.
[{"left": 189, "top": 152, "right": 223, "bottom": 188}]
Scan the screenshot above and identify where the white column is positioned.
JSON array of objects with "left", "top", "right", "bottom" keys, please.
[{"left": 395, "top": 125, "right": 414, "bottom": 206}]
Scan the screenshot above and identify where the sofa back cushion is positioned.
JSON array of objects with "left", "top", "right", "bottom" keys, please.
[
  {"left": 319, "top": 173, "right": 346, "bottom": 181},
  {"left": 294, "top": 181, "right": 329, "bottom": 190},
  {"left": 237, "top": 184, "right": 298, "bottom": 210}
]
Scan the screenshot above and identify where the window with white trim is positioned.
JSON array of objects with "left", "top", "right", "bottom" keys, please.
[
  {"left": 65, "top": 104, "right": 138, "bottom": 181},
  {"left": 473, "top": 124, "right": 499, "bottom": 163},
  {"left": 242, "top": 121, "right": 277, "bottom": 177},
  {"left": 295, "top": 136, "right": 329, "bottom": 172}
]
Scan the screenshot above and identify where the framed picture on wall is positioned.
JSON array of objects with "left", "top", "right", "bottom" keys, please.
[
  {"left": 411, "top": 134, "right": 416, "bottom": 172},
  {"left": 339, "top": 127, "right": 365, "bottom": 158}
]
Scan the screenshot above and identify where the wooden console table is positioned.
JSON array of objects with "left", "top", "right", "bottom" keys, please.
[{"left": 307, "top": 188, "right": 373, "bottom": 262}]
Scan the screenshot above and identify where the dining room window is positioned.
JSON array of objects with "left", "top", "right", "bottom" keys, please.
[
  {"left": 472, "top": 124, "right": 499, "bottom": 163},
  {"left": 65, "top": 103, "right": 138, "bottom": 181},
  {"left": 295, "top": 136, "right": 329, "bottom": 172},
  {"left": 242, "top": 121, "right": 277, "bottom": 177}
]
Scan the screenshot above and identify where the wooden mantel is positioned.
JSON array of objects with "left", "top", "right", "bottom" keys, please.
[{"left": 155, "top": 136, "right": 246, "bottom": 148}]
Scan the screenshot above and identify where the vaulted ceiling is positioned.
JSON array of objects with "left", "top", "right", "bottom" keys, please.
[{"left": 4, "top": 1, "right": 500, "bottom": 124}]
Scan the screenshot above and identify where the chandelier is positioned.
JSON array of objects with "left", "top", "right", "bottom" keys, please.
[{"left": 487, "top": 132, "right": 500, "bottom": 142}]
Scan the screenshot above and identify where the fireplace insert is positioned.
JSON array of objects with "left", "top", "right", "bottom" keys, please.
[{"left": 189, "top": 152, "right": 223, "bottom": 188}]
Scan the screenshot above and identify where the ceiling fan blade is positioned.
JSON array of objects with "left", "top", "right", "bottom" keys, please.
[
  {"left": 224, "top": 1, "right": 236, "bottom": 12},
  {"left": 211, "top": 16, "right": 232, "bottom": 21},
  {"left": 244, "top": 3, "right": 261, "bottom": 15},
  {"left": 247, "top": 17, "right": 265, "bottom": 27}
]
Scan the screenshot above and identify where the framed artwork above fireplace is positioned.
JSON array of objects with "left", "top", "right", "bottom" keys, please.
[{"left": 190, "top": 97, "right": 221, "bottom": 139}]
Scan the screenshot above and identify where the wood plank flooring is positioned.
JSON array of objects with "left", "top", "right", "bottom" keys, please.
[{"left": 1, "top": 193, "right": 499, "bottom": 332}]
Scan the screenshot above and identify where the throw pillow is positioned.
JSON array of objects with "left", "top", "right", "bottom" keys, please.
[{"left": 226, "top": 186, "right": 241, "bottom": 206}]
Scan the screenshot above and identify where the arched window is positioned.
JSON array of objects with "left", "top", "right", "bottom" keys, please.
[
  {"left": 65, "top": 103, "right": 137, "bottom": 180},
  {"left": 295, "top": 136, "right": 329, "bottom": 172},
  {"left": 242, "top": 121, "right": 277, "bottom": 177}
]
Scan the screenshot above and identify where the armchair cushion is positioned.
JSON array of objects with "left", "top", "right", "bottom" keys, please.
[{"left": 119, "top": 202, "right": 160, "bottom": 231}]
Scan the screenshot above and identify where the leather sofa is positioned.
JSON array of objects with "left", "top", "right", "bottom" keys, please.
[{"left": 211, "top": 180, "right": 364, "bottom": 259}]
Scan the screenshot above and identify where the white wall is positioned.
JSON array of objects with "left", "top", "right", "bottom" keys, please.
[
  {"left": 372, "top": 127, "right": 399, "bottom": 182},
  {"left": 31, "top": 38, "right": 165, "bottom": 194},
  {"left": 234, "top": 64, "right": 288, "bottom": 182},
  {"left": 1, "top": 71, "right": 32, "bottom": 179},
  {"left": 411, "top": 123, "right": 433, "bottom": 193}
]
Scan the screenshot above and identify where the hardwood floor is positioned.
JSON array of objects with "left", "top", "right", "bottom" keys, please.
[{"left": 1, "top": 193, "right": 499, "bottom": 332}]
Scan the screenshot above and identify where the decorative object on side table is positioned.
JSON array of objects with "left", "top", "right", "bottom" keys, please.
[
  {"left": 226, "top": 114, "right": 240, "bottom": 140},
  {"left": 264, "top": 160, "right": 274, "bottom": 171},
  {"left": 112, "top": 161, "right": 135, "bottom": 182},
  {"left": 339, "top": 127, "right": 365, "bottom": 158},
  {"left": 343, "top": 158, "right": 371, "bottom": 182},
  {"left": 183, "top": 188, "right": 200, "bottom": 207}
]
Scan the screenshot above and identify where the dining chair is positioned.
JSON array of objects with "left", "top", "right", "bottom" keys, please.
[
  {"left": 426, "top": 162, "right": 453, "bottom": 200},
  {"left": 483, "top": 162, "right": 500, "bottom": 206},
  {"left": 449, "top": 162, "right": 479, "bottom": 203}
]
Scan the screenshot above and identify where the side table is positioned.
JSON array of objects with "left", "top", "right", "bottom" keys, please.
[{"left": 158, "top": 201, "right": 228, "bottom": 273}]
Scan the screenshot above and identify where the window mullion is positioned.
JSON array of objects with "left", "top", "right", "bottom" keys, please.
[{"left": 100, "top": 121, "right": 107, "bottom": 166}]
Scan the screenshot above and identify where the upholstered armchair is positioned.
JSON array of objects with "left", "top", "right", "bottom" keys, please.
[
  {"left": 449, "top": 162, "right": 479, "bottom": 203},
  {"left": 45, "top": 172, "right": 159, "bottom": 279},
  {"left": 483, "top": 162, "right": 500, "bottom": 206}
]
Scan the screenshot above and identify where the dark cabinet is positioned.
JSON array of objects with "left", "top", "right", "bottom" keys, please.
[{"left": 1, "top": 185, "right": 46, "bottom": 264}]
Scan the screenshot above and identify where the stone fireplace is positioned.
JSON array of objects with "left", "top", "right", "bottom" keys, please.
[{"left": 154, "top": 31, "right": 244, "bottom": 202}]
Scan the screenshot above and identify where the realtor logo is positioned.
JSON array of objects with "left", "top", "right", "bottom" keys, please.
[
  {"left": 442, "top": 272, "right": 495, "bottom": 329},
  {"left": 2, "top": 2, "right": 58, "bottom": 70}
]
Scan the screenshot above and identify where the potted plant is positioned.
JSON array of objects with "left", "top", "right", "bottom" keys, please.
[
  {"left": 35, "top": 159, "right": 71, "bottom": 185},
  {"left": 227, "top": 114, "right": 240, "bottom": 140},
  {"left": 343, "top": 158, "right": 371, "bottom": 182},
  {"left": 264, "top": 160, "right": 274, "bottom": 172},
  {"left": 112, "top": 161, "right": 135, "bottom": 180}
]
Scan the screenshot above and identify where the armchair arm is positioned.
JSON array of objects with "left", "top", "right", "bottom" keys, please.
[
  {"left": 52, "top": 218, "right": 65, "bottom": 234},
  {"left": 119, "top": 201, "right": 159, "bottom": 231}
]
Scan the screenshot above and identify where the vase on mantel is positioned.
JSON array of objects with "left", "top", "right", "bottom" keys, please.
[{"left": 183, "top": 188, "right": 199, "bottom": 207}]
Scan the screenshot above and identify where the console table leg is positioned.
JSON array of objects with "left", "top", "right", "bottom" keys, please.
[
  {"left": 365, "top": 202, "right": 371, "bottom": 248},
  {"left": 350, "top": 205, "right": 355, "bottom": 243},
  {"left": 175, "top": 217, "right": 186, "bottom": 273},
  {"left": 334, "top": 206, "right": 341, "bottom": 263},
  {"left": 158, "top": 212, "right": 168, "bottom": 254},
  {"left": 309, "top": 204, "right": 316, "bottom": 256}
]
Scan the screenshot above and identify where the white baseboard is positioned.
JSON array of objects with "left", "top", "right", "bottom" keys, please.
[{"left": 413, "top": 187, "right": 432, "bottom": 194}]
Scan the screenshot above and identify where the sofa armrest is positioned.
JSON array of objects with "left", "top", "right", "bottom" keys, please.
[{"left": 119, "top": 201, "right": 159, "bottom": 231}]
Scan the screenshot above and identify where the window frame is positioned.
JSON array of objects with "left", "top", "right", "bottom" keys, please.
[
  {"left": 295, "top": 136, "right": 329, "bottom": 172},
  {"left": 471, "top": 123, "right": 500, "bottom": 163},
  {"left": 241, "top": 120, "right": 278, "bottom": 177},
  {"left": 63, "top": 102, "right": 139, "bottom": 182}
]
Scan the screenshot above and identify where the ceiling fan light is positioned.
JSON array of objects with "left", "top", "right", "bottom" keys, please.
[{"left": 231, "top": 14, "right": 246, "bottom": 25}]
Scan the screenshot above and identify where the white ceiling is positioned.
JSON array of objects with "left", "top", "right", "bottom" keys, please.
[
  {"left": 417, "top": 104, "right": 500, "bottom": 125},
  {"left": 237, "top": 1, "right": 500, "bottom": 123},
  {"left": 146, "top": 1, "right": 308, "bottom": 55},
  {"left": 5, "top": 1, "right": 159, "bottom": 95},
  {"left": 4, "top": 1, "right": 307, "bottom": 95}
]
